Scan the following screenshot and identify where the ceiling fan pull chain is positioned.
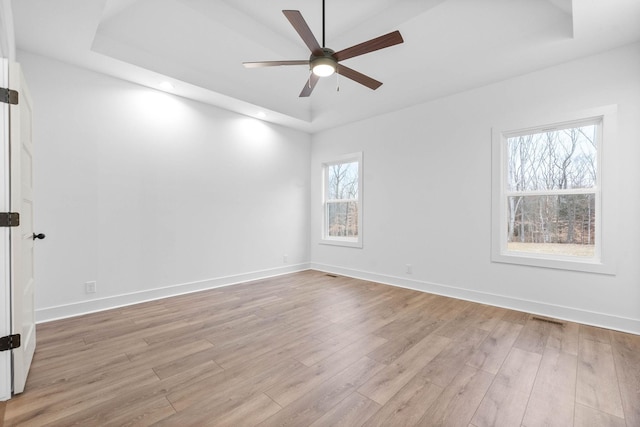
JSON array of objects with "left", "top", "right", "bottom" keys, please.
[
  {"left": 308, "top": 70, "right": 312, "bottom": 88},
  {"left": 336, "top": 68, "right": 340, "bottom": 93}
]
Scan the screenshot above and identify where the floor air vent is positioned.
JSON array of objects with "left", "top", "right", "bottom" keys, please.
[{"left": 531, "top": 316, "right": 565, "bottom": 326}]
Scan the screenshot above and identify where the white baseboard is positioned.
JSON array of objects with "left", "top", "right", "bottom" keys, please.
[
  {"left": 310, "top": 262, "right": 640, "bottom": 335},
  {"left": 37, "top": 261, "right": 640, "bottom": 335},
  {"left": 36, "top": 263, "right": 311, "bottom": 323}
]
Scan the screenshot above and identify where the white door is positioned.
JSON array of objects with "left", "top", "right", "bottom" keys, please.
[
  {"left": 0, "top": 58, "right": 11, "bottom": 402},
  {"left": 9, "top": 62, "right": 36, "bottom": 395}
]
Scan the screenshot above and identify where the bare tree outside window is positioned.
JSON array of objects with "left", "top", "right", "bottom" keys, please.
[{"left": 505, "top": 122, "right": 599, "bottom": 257}]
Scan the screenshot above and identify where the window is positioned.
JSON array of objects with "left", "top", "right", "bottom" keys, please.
[
  {"left": 492, "top": 106, "right": 617, "bottom": 274},
  {"left": 321, "top": 153, "right": 363, "bottom": 248}
]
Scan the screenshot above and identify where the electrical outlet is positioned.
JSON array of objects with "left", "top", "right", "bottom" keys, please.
[
  {"left": 405, "top": 264, "right": 413, "bottom": 274},
  {"left": 85, "top": 281, "right": 97, "bottom": 294},
  {"left": 283, "top": 254, "right": 288, "bottom": 263}
]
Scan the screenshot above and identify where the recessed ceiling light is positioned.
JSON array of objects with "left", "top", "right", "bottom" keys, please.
[
  {"left": 256, "top": 111, "right": 267, "bottom": 119},
  {"left": 159, "top": 81, "right": 174, "bottom": 91}
]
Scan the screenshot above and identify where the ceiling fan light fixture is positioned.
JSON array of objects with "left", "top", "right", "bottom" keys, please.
[{"left": 311, "top": 56, "right": 336, "bottom": 77}]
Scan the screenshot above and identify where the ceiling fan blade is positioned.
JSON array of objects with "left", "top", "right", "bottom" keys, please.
[
  {"left": 299, "top": 73, "right": 320, "bottom": 97},
  {"left": 338, "top": 65, "right": 382, "bottom": 90},
  {"left": 283, "top": 10, "right": 322, "bottom": 55},
  {"left": 334, "top": 30, "right": 404, "bottom": 62},
  {"left": 243, "top": 60, "right": 308, "bottom": 68}
]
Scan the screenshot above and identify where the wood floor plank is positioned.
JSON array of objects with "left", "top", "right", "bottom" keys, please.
[
  {"left": 27, "top": 337, "right": 86, "bottom": 361},
  {"left": 63, "top": 380, "right": 219, "bottom": 427},
  {"left": 513, "top": 317, "right": 551, "bottom": 354},
  {"left": 294, "top": 329, "right": 367, "bottom": 367},
  {"left": 14, "top": 342, "right": 224, "bottom": 425},
  {"left": 35, "top": 316, "right": 133, "bottom": 348},
  {"left": 4, "top": 368, "right": 161, "bottom": 426},
  {"left": 357, "top": 333, "right": 451, "bottom": 405},
  {"left": 152, "top": 346, "right": 224, "bottom": 380},
  {"left": 324, "top": 293, "right": 396, "bottom": 324},
  {"left": 471, "top": 347, "right": 541, "bottom": 427},
  {"left": 434, "top": 304, "right": 487, "bottom": 339},
  {"left": 501, "top": 309, "right": 529, "bottom": 325},
  {"left": 157, "top": 391, "right": 281, "bottom": 427},
  {"left": 258, "top": 356, "right": 385, "bottom": 427},
  {"left": 368, "top": 317, "right": 443, "bottom": 365},
  {"left": 616, "top": 380, "right": 640, "bottom": 427},
  {"left": 208, "top": 393, "right": 282, "bottom": 427},
  {"left": 362, "top": 374, "right": 443, "bottom": 427},
  {"left": 309, "top": 392, "right": 381, "bottom": 427},
  {"left": 312, "top": 313, "right": 394, "bottom": 343},
  {"left": 471, "top": 304, "right": 508, "bottom": 333},
  {"left": 82, "top": 318, "right": 192, "bottom": 346},
  {"left": 100, "top": 396, "right": 176, "bottom": 427},
  {"left": 4, "top": 271, "right": 640, "bottom": 427},
  {"left": 211, "top": 324, "right": 312, "bottom": 369},
  {"left": 417, "top": 327, "right": 488, "bottom": 388},
  {"left": 574, "top": 403, "right": 626, "bottom": 427},
  {"left": 24, "top": 348, "right": 132, "bottom": 390},
  {"left": 372, "top": 312, "right": 430, "bottom": 341},
  {"left": 576, "top": 337, "right": 625, "bottom": 418},
  {"left": 547, "top": 320, "right": 580, "bottom": 356},
  {"left": 422, "top": 295, "right": 470, "bottom": 321},
  {"left": 266, "top": 334, "right": 387, "bottom": 407},
  {"left": 521, "top": 347, "right": 577, "bottom": 427},
  {"left": 156, "top": 329, "right": 311, "bottom": 412},
  {"left": 166, "top": 354, "right": 306, "bottom": 413},
  {"left": 127, "top": 339, "right": 214, "bottom": 366},
  {"left": 467, "top": 320, "right": 524, "bottom": 374},
  {"left": 416, "top": 365, "right": 494, "bottom": 427},
  {"left": 142, "top": 311, "right": 260, "bottom": 346},
  {"left": 610, "top": 330, "right": 640, "bottom": 426},
  {"left": 580, "top": 324, "right": 611, "bottom": 344},
  {"left": 118, "top": 356, "right": 285, "bottom": 427}
]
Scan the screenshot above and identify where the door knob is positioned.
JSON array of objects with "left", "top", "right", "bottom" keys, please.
[{"left": 33, "top": 233, "right": 46, "bottom": 240}]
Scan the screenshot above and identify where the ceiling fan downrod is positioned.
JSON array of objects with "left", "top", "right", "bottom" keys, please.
[{"left": 322, "top": 0, "right": 326, "bottom": 48}]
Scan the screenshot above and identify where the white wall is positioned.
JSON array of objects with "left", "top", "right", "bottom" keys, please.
[
  {"left": 311, "top": 43, "right": 640, "bottom": 334},
  {"left": 0, "top": 0, "right": 15, "bottom": 62},
  {"left": 17, "top": 52, "right": 311, "bottom": 322},
  {"left": 14, "top": 43, "right": 640, "bottom": 334}
]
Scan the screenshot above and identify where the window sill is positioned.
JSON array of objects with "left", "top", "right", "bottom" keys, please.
[
  {"left": 491, "top": 251, "right": 615, "bottom": 275},
  {"left": 320, "top": 238, "right": 363, "bottom": 249}
]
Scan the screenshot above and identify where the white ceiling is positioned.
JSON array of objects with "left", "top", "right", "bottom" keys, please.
[{"left": 11, "top": 0, "right": 640, "bottom": 133}]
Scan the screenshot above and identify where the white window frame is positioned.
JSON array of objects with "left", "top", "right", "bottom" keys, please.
[
  {"left": 321, "top": 152, "right": 363, "bottom": 248},
  {"left": 491, "top": 106, "right": 617, "bottom": 275}
]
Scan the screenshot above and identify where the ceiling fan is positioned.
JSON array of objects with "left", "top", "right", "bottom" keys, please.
[{"left": 242, "top": 0, "right": 404, "bottom": 97}]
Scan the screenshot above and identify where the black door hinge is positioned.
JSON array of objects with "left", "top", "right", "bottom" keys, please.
[
  {"left": 0, "top": 334, "right": 21, "bottom": 351},
  {"left": 0, "top": 87, "right": 18, "bottom": 105},
  {"left": 0, "top": 212, "right": 20, "bottom": 227}
]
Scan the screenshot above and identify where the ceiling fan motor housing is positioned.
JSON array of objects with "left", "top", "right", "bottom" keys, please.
[{"left": 310, "top": 48, "right": 337, "bottom": 76}]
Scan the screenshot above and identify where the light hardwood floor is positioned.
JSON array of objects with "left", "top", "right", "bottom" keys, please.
[{"left": 3, "top": 270, "right": 639, "bottom": 426}]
